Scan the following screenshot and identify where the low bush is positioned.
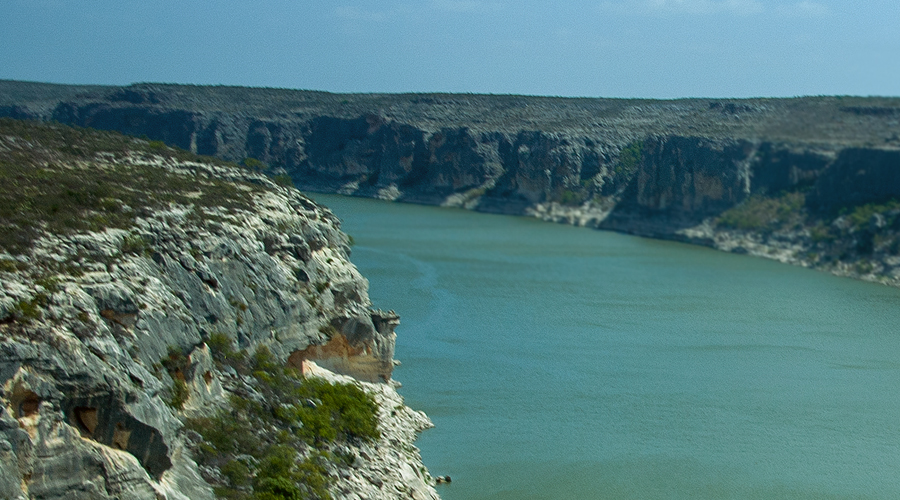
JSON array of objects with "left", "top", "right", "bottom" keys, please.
[
  {"left": 0, "top": 259, "right": 25, "bottom": 272},
  {"left": 207, "top": 332, "right": 246, "bottom": 367},
  {"left": 186, "top": 342, "right": 379, "bottom": 499},
  {"left": 843, "top": 199, "right": 900, "bottom": 231},
  {"left": 614, "top": 140, "right": 643, "bottom": 177},
  {"left": 809, "top": 223, "right": 835, "bottom": 243},
  {"left": 242, "top": 158, "right": 266, "bottom": 171},
  {"left": 558, "top": 189, "right": 584, "bottom": 205},
  {"left": 5, "top": 292, "right": 51, "bottom": 324},
  {"left": 273, "top": 174, "right": 294, "bottom": 188},
  {"left": 161, "top": 346, "right": 191, "bottom": 409},
  {"left": 121, "top": 233, "right": 150, "bottom": 255},
  {"left": 717, "top": 192, "right": 804, "bottom": 230},
  {"left": 169, "top": 379, "right": 189, "bottom": 410}
]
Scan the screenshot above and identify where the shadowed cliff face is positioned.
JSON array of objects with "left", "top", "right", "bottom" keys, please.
[
  {"left": 750, "top": 143, "right": 832, "bottom": 195},
  {"left": 486, "top": 131, "right": 599, "bottom": 204},
  {"left": 3, "top": 81, "right": 900, "bottom": 286},
  {"left": 807, "top": 148, "right": 900, "bottom": 212},
  {"left": 3, "top": 82, "right": 894, "bottom": 221},
  {"left": 605, "top": 137, "right": 753, "bottom": 227},
  {"left": 52, "top": 103, "right": 201, "bottom": 153}
]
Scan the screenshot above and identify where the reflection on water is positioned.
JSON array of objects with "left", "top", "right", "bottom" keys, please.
[{"left": 315, "top": 194, "right": 900, "bottom": 500}]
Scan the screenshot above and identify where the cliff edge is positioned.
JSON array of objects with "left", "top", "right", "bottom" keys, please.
[
  {"left": 2, "top": 80, "right": 900, "bottom": 286},
  {"left": 0, "top": 118, "right": 439, "bottom": 500}
]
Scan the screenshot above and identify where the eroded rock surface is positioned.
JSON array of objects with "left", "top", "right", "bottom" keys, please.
[{"left": 0, "top": 120, "right": 436, "bottom": 499}]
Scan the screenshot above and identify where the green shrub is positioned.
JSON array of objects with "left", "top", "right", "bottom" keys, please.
[
  {"left": 34, "top": 275, "right": 60, "bottom": 293},
  {"left": 242, "top": 158, "right": 266, "bottom": 171},
  {"left": 810, "top": 224, "right": 834, "bottom": 243},
  {"left": 274, "top": 376, "right": 380, "bottom": 445},
  {"left": 122, "top": 233, "right": 150, "bottom": 255},
  {"left": 273, "top": 174, "right": 294, "bottom": 188},
  {"left": 558, "top": 189, "right": 583, "bottom": 205},
  {"left": 169, "top": 379, "right": 189, "bottom": 410},
  {"left": 161, "top": 346, "right": 191, "bottom": 410},
  {"left": 161, "top": 346, "right": 189, "bottom": 374},
  {"left": 254, "top": 476, "right": 304, "bottom": 500},
  {"left": 207, "top": 332, "right": 247, "bottom": 368},
  {"left": 185, "top": 344, "right": 379, "bottom": 499},
  {"left": 717, "top": 192, "right": 805, "bottom": 230},
  {"left": 0, "top": 259, "right": 24, "bottom": 272},
  {"left": 253, "top": 447, "right": 331, "bottom": 500},
  {"left": 305, "top": 379, "right": 379, "bottom": 443},
  {"left": 845, "top": 199, "right": 900, "bottom": 231},
  {"left": 615, "top": 140, "right": 644, "bottom": 177},
  {"left": 15, "top": 298, "right": 43, "bottom": 321},
  {"left": 186, "top": 409, "right": 261, "bottom": 460},
  {"left": 221, "top": 459, "right": 252, "bottom": 488},
  {"left": 9, "top": 292, "right": 51, "bottom": 323},
  {"left": 856, "top": 260, "right": 874, "bottom": 274}
]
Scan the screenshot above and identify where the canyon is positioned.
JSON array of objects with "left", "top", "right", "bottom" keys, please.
[{"left": 3, "top": 80, "right": 899, "bottom": 286}]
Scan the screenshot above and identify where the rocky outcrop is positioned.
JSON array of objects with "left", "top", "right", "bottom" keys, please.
[
  {"left": 2, "top": 81, "right": 900, "bottom": 286},
  {"left": 301, "top": 362, "right": 438, "bottom": 500},
  {"left": 0, "top": 119, "right": 437, "bottom": 499}
]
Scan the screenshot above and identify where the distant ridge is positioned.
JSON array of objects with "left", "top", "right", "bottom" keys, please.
[{"left": 3, "top": 79, "right": 900, "bottom": 287}]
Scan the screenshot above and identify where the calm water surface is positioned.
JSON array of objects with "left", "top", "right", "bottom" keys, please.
[{"left": 314, "top": 194, "right": 900, "bottom": 500}]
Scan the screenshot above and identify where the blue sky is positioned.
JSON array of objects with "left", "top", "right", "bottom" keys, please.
[{"left": 1, "top": 0, "right": 898, "bottom": 98}]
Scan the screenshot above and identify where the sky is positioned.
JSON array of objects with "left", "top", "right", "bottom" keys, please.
[{"left": 1, "top": 0, "right": 898, "bottom": 98}]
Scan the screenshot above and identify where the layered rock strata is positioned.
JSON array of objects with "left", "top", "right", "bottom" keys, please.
[
  {"left": 2, "top": 81, "right": 900, "bottom": 285},
  {"left": 0, "top": 119, "right": 438, "bottom": 499}
]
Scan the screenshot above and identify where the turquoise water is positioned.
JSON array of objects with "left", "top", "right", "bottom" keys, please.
[{"left": 313, "top": 194, "right": 900, "bottom": 500}]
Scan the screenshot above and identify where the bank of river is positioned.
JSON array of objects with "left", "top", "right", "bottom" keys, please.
[{"left": 314, "top": 194, "right": 900, "bottom": 500}]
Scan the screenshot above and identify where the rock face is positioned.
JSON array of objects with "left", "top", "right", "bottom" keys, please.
[
  {"left": 0, "top": 119, "right": 438, "bottom": 499},
  {"left": 807, "top": 148, "right": 900, "bottom": 211},
  {"left": 602, "top": 136, "right": 755, "bottom": 234},
  {"left": 2, "top": 81, "right": 900, "bottom": 286}
]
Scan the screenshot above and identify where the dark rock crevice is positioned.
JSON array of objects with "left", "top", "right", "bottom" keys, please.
[{"left": 61, "top": 394, "right": 171, "bottom": 479}]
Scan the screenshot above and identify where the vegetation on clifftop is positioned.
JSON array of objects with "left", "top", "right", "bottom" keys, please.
[
  {"left": 0, "top": 118, "right": 260, "bottom": 255},
  {"left": 4, "top": 80, "right": 900, "bottom": 144}
]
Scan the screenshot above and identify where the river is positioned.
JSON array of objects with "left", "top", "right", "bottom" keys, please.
[{"left": 313, "top": 194, "right": 900, "bottom": 500}]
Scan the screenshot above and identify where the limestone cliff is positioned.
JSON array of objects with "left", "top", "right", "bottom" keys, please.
[
  {"left": 0, "top": 119, "right": 439, "bottom": 500},
  {"left": 2, "top": 81, "right": 900, "bottom": 286}
]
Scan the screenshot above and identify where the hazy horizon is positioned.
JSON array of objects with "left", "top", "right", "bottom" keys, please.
[
  {"left": 5, "top": 77, "right": 898, "bottom": 100},
  {"left": 2, "top": 1, "right": 898, "bottom": 99}
]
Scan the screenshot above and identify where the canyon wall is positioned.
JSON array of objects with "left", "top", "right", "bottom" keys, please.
[
  {"left": 2, "top": 80, "right": 900, "bottom": 285},
  {"left": 0, "top": 118, "right": 439, "bottom": 500}
]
